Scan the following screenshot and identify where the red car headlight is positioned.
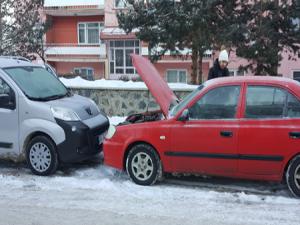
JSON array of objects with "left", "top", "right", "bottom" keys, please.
[{"left": 105, "top": 124, "right": 116, "bottom": 140}]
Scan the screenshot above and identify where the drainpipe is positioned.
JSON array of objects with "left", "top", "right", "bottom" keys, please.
[{"left": 104, "top": 59, "right": 109, "bottom": 79}]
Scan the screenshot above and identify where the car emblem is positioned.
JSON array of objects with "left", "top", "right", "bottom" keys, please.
[{"left": 85, "top": 107, "right": 92, "bottom": 116}]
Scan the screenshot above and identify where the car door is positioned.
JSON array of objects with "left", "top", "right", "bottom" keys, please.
[
  {"left": 238, "top": 85, "right": 291, "bottom": 176},
  {"left": 168, "top": 85, "right": 242, "bottom": 176},
  {"left": 0, "top": 76, "right": 19, "bottom": 156}
]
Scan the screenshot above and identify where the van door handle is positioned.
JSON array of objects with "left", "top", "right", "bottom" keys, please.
[
  {"left": 220, "top": 131, "right": 233, "bottom": 138},
  {"left": 289, "top": 132, "right": 300, "bottom": 139}
]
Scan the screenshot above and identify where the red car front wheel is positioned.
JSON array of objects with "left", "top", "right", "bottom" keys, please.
[{"left": 126, "top": 144, "right": 162, "bottom": 186}]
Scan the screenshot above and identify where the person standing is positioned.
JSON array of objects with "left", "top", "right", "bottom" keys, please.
[{"left": 208, "top": 49, "right": 230, "bottom": 80}]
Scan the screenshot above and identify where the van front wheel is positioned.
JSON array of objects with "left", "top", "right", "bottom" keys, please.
[{"left": 26, "top": 136, "right": 59, "bottom": 176}]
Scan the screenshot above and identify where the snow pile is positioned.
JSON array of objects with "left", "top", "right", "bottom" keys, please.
[
  {"left": 101, "top": 27, "right": 140, "bottom": 35},
  {"left": 109, "top": 116, "right": 126, "bottom": 125},
  {"left": 45, "top": 46, "right": 106, "bottom": 56},
  {"left": 60, "top": 76, "right": 198, "bottom": 91},
  {"left": 44, "top": 0, "right": 104, "bottom": 7}
]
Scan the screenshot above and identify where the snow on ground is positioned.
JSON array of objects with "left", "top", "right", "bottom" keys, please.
[
  {"left": 0, "top": 117, "right": 299, "bottom": 225},
  {"left": 60, "top": 76, "right": 198, "bottom": 91},
  {"left": 0, "top": 160, "right": 299, "bottom": 225}
]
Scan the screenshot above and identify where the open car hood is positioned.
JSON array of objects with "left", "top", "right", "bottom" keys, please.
[{"left": 131, "top": 54, "right": 178, "bottom": 117}]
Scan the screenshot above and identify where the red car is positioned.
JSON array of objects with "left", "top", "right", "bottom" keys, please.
[{"left": 104, "top": 55, "right": 300, "bottom": 197}]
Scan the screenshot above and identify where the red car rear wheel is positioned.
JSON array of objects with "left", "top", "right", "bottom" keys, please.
[{"left": 286, "top": 155, "right": 300, "bottom": 197}]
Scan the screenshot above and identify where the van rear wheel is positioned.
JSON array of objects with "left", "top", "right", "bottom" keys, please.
[{"left": 26, "top": 136, "right": 59, "bottom": 176}]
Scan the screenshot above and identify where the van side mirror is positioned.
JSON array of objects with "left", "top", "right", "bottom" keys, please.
[
  {"left": 0, "top": 93, "right": 15, "bottom": 110},
  {"left": 178, "top": 109, "right": 189, "bottom": 122},
  {"left": 0, "top": 94, "right": 10, "bottom": 106}
]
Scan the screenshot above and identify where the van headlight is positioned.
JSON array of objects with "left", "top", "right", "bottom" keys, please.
[
  {"left": 105, "top": 124, "right": 116, "bottom": 139},
  {"left": 51, "top": 107, "right": 80, "bottom": 121}
]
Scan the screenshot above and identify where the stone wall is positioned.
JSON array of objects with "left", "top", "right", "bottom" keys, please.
[{"left": 70, "top": 88, "right": 193, "bottom": 116}]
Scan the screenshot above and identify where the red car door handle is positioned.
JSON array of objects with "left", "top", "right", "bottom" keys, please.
[
  {"left": 289, "top": 132, "right": 300, "bottom": 139},
  {"left": 220, "top": 131, "right": 233, "bottom": 137}
]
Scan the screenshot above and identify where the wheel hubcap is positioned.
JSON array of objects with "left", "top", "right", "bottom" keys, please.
[
  {"left": 29, "top": 142, "right": 52, "bottom": 173},
  {"left": 295, "top": 165, "right": 300, "bottom": 189},
  {"left": 131, "top": 152, "right": 154, "bottom": 181}
]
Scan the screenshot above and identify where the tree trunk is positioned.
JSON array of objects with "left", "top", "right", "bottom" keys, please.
[
  {"left": 272, "top": 0, "right": 280, "bottom": 76},
  {"left": 191, "top": 45, "right": 198, "bottom": 85},
  {"left": 255, "top": 60, "right": 264, "bottom": 75},
  {"left": 197, "top": 53, "right": 203, "bottom": 84}
]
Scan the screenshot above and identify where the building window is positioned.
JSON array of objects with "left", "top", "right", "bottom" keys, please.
[
  {"left": 115, "top": 0, "right": 128, "bottom": 8},
  {"left": 166, "top": 70, "right": 187, "bottom": 83},
  {"left": 74, "top": 68, "right": 94, "bottom": 80},
  {"left": 293, "top": 71, "right": 300, "bottom": 82},
  {"left": 109, "top": 40, "right": 140, "bottom": 75},
  {"left": 229, "top": 69, "right": 245, "bottom": 76},
  {"left": 78, "top": 22, "right": 104, "bottom": 44}
]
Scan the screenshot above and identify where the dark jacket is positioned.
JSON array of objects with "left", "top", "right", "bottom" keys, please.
[{"left": 207, "top": 59, "right": 230, "bottom": 80}]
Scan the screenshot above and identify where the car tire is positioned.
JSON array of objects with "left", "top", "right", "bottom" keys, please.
[
  {"left": 26, "top": 136, "right": 59, "bottom": 176},
  {"left": 126, "top": 144, "right": 162, "bottom": 186},
  {"left": 286, "top": 155, "right": 300, "bottom": 197}
]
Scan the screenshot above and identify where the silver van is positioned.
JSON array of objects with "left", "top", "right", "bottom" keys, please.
[{"left": 0, "top": 58, "right": 109, "bottom": 175}]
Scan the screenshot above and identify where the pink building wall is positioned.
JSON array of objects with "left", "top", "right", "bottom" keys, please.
[
  {"left": 222, "top": 50, "right": 300, "bottom": 79},
  {"left": 44, "top": 0, "right": 300, "bottom": 82},
  {"left": 103, "top": 0, "right": 212, "bottom": 82},
  {"left": 49, "top": 62, "right": 105, "bottom": 79},
  {"left": 104, "top": 0, "right": 119, "bottom": 27},
  {"left": 153, "top": 61, "right": 210, "bottom": 82},
  {"left": 46, "top": 15, "right": 104, "bottom": 44},
  {"left": 104, "top": 0, "right": 300, "bottom": 81},
  {"left": 278, "top": 52, "right": 300, "bottom": 78}
]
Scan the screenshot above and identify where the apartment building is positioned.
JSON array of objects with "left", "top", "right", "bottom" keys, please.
[{"left": 44, "top": 0, "right": 300, "bottom": 82}]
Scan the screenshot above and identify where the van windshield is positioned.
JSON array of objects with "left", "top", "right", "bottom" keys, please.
[{"left": 4, "top": 67, "right": 69, "bottom": 101}]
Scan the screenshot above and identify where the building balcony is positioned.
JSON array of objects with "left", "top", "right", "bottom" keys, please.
[
  {"left": 44, "top": 0, "right": 105, "bottom": 16},
  {"left": 45, "top": 43, "right": 107, "bottom": 62}
]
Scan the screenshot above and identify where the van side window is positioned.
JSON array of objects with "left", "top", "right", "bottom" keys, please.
[
  {"left": 0, "top": 78, "right": 11, "bottom": 95},
  {"left": 245, "top": 86, "right": 286, "bottom": 119},
  {"left": 0, "top": 78, "right": 15, "bottom": 110},
  {"left": 189, "top": 86, "right": 241, "bottom": 120}
]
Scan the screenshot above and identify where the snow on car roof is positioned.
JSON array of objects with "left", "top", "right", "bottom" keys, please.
[
  {"left": 204, "top": 75, "right": 299, "bottom": 87},
  {"left": 44, "top": 0, "right": 104, "bottom": 7},
  {"left": 0, "top": 58, "right": 41, "bottom": 69}
]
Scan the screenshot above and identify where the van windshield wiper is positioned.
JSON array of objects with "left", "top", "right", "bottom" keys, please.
[
  {"left": 42, "top": 93, "right": 68, "bottom": 101},
  {"left": 28, "top": 93, "right": 68, "bottom": 102}
]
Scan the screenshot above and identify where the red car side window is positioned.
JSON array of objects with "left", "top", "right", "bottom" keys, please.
[
  {"left": 245, "top": 86, "right": 286, "bottom": 119},
  {"left": 286, "top": 93, "right": 300, "bottom": 118},
  {"left": 189, "top": 85, "right": 240, "bottom": 120}
]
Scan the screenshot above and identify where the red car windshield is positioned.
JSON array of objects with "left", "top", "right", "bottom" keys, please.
[{"left": 169, "top": 85, "right": 204, "bottom": 117}]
